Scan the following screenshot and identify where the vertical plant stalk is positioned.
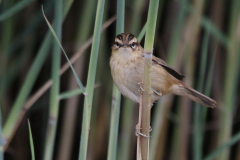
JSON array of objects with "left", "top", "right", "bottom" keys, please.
[
  {"left": 137, "top": 94, "right": 143, "bottom": 160},
  {"left": 107, "top": 0, "right": 124, "bottom": 159},
  {"left": 0, "top": 107, "right": 3, "bottom": 160},
  {"left": 217, "top": 0, "right": 240, "bottom": 159},
  {"left": 56, "top": 0, "right": 96, "bottom": 159},
  {"left": 140, "top": 51, "right": 152, "bottom": 160},
  {"left": 193, "top": 25, "right": 210, "bottom": 160},
  {"left": 43, "top": 0, "right": 62, "bottom": 160},
  {"left": 117, "top": 99, "right": 134, "bottom": 160},
  {"left": 150, "top": 1, "right": 187, "bottom": 159},
  {"left": 167, "top": 0, "right": 204, "bottom": 159},
  {"left": 167, "top": 0, "right": 187, "bottom": 64},
  {"left": 78, "top": 0, "right": 105, "bottom": 159},
  {"left": 140, "top": 0, "right": 159, "bottom": 159},
  {"left": 89, "top": 2, "right": 110, "bottom": 157},
  {"left": 0, "top": 0, "right": 14, "bottom": 119},
  {"left": 179, "top": 0, "right": 204, "bottom": 159},
  {"left": 107, "top": 86, "right": 121, "bottom": 160},
  {"left": 117, "top": 1, "right": 144, "bottom": 158},
  {"left": 130, "top": 0, "right": 145, "bottom": 35},
  {"left": 118, "top": 24, "right": 146, "bottom": 160},
  {"left": 44, "top": 4, "right": 88, "bottom": 159}
]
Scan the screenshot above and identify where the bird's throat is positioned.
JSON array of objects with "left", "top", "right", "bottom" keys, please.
[{"left": 117, "top": 48, "right": 132, "bottom": 59}]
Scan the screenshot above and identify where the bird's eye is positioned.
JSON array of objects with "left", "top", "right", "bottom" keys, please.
[
  {"left": 131, "top": 42, "right": 136, "bottom": 48},
  {"left": 115, "top": 42, "right": 120, "bottom": 48}
]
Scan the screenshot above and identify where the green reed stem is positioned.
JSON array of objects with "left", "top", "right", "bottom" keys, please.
[
  {"left": 43, "top": 0, "right": 62, "bottom": 159},
  {"left": 137, "top": 23, "right": 146, "bottom": 42},
  {"left": 107, "top": 86, "right": 122, "bottom": 160},
  {"left": 193, "top": 25, "right": 210, "bottom": 160},
  {"left": 141, "top": 0, "right": 159, "bottom": 159},
  {"left": 117, "top": 6, "right": 146, "bottom": 160},
  {"left": 57, "top": 0, "right": 97, "bottom": 158},
  {"left": 217, "top": 0, "right": 240, "bottom": 159},
  {"left": 107, "top": 0, "right": 124, "bottom": 159},
  {"left": 150, "top": 1, "right": 188, "bottom": 159},
  {"left": 167, "top": 0, "right": 188, "bottom": 65},
  {"left": 130, "top": 0, "right": 144, "bottom": 35},
  {"left": 202, "top": 43, "right": 218, "bottom": 123},
  {"left": 0, "top": 107, "right": 3, "bottom": 160},
  {"left": 78, "top": 0, "right": 105, "bottom": 159},
  {"left": 0, "top": 0, "right": 15, "bottom": 120}
]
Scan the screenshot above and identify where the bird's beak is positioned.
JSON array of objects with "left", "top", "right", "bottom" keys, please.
[{"left": 122, "top": 44, "right": 129, "bottom": 48}]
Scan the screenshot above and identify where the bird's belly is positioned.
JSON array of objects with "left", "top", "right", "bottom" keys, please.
[
  {"left": 112, "top": 64, "right": 141, "bottom": 103},
  {"left": 111, "top": 61, "right": 172, "bottom": 103}
]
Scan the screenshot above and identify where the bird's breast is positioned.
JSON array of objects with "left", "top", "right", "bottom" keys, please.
[{"left": 110, "top": 56, "right": 142, "bottom": 102}]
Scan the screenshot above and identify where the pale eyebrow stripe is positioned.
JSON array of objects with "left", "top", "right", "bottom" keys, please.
[
  {"left": 117, "top": 35, "right": 123, "bottom": 41},
  {"left": 128, "top": 34, "right": 134, "bottom": 41},
  {"left": 115, "top": 39, "right": 123, "bottom": 44},
  {"left": 129, "top": 38, "right": 138, "bottom": 44}
]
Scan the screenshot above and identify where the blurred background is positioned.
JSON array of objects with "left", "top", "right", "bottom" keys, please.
[{"left": 0, "top": 0, "right": 240, "bottom": 160}]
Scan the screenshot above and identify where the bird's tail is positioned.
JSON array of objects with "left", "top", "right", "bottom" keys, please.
[{"left": 172, "top": 83, "right": 217, "bottom": 108}]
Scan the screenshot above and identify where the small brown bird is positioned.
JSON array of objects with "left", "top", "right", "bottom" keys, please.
[{"left": 110, "top": 33, "right": 216, "bottom": 108}]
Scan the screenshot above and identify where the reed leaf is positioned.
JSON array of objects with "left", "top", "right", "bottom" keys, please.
[
  {"left": 42, "top": 7, "right": 85, "bottom": 94},
  {"left": 59, "top": 89, "right": 84, "bottom": 100},
  {"left": 28, "top": 120, "right": 35, "bottom": 160},
  {"left": 204, "top": 131, "right": 240, "bottom": 160}
]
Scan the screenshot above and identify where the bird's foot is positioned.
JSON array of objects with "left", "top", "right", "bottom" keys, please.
[
  {"left": 138, "top": 82, "right": 147, "bottom": 94},
  {"left": 151, "top": 88, "right": 162, "bottom": 96},
  {"left": 135, "top": 125, "right": 152, "bottom": 138},
  {"left": 138, "top": 82, "right": 153, "bottom": 95},
  {"left": 137, "top": 82, "right": 162, "bottom": 96}
]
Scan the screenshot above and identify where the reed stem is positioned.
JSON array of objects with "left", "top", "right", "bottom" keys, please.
[
  {"left": 78, "top": 0, "right": 105, "bottom": 159},
  {"left": 107, "top": 0, "right": 124, "bottom": 159},
  {"left": 140, "top": 0, "right": 159, "bottom": 159}
]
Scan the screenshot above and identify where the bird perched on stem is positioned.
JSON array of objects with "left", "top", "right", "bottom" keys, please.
[{"left": 110, "top": 33, "right": 216, "bottom": 108}]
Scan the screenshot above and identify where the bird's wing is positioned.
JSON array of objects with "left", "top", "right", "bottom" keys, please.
[{"left": 142, "top": 54, "right": 184, "bottom": 80}]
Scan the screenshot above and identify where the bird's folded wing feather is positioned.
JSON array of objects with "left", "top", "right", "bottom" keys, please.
[{"left": 142, "top": 54, "right": 184, "bottom": 80}]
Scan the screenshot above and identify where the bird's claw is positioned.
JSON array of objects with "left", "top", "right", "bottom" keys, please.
[
  {"left": 135, "top": 125, "right": 152, "bottom": 138},
  {"left": 151, "top": 88, "right": 162, "bottom": 96},
  {"left": 138, "top": 82, "right": 162, "bottom": 96}
]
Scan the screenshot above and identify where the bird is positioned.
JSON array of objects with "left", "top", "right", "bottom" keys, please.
[{"left": 110, "top": 33, "right": 216, "bottom": 108}]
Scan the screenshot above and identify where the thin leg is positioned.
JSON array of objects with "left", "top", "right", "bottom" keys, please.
[{"left": 151, "top": 88, "right": 162, "bottom": 96}]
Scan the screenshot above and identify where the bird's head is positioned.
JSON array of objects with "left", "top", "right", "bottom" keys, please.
[{"left": 112, "top": 33, "right": 142, "bottom": 58}]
